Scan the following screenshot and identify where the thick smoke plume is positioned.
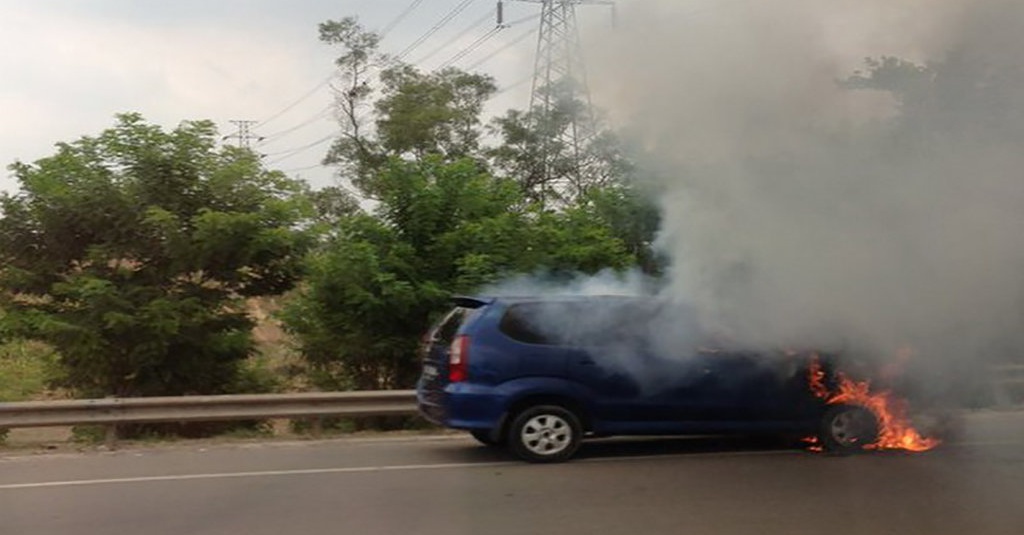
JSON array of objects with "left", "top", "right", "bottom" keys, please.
[{"left": 573, "top": 0, "right": 1024, "bottom": 397}]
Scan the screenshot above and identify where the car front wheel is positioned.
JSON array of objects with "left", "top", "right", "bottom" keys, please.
[
  {"left": 507, "top": 405, "right": 583, "bottom": 463},
  {"left": 820, "top": 404, "right": 879, "bottom": 453}
]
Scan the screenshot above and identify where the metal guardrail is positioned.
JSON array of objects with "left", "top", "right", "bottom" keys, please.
[{"left": 0, "top": 390, "right": 418, "bottom": 447}]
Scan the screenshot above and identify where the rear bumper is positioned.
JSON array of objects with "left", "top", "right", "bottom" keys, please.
[
  {"left": 416, "top": 379, "right": 447, "bottom": 425},
  {"left": 417, "top": 399, "right": 447, "bottom": 426},
  {"left": 417, "top": 382, "right": 507, "bottom": 431}
]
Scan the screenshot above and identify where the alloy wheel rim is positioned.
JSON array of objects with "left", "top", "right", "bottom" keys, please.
[{"left": 521, "top": 414, "right": 572, "bottom": 455}]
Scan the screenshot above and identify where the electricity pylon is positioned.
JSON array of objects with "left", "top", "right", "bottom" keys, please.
[
  {"left": 514, "top": 0, "right": 614, "bottom": 206},
  {"left": 223, "top": 120, "right": 264, "bottom": 150}
]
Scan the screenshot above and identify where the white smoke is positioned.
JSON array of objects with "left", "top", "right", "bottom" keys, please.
[
  {"left": 578, "top": 0, "right": 1024, "bottom": 396},
  {"left": 481, "top": 268, "right": 654, "bottom": 298}
]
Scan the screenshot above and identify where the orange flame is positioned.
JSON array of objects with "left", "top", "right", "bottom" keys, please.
[
  {"left": 807, "top": 355, "right": 830, "bottom": 400},
  {"left": 801, "top": 435, "right": 824, "bottom": 453},
  {"left": 806, "top": 355, "right": 940, "bottom": 452}
]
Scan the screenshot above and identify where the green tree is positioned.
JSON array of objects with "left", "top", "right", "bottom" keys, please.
[
  {"left": 282, "top": 157, "right": 630, "bottom": 391},
  {"left": 319, "top": 17, "right": 497, "bottom": 191},
  {"left": 842, "top": 50, "right": 1024, "bottom": 145},
  {"left": 488, "top": 81, "right": 634, "bottom": 207},
  {"left": 318, "top": 17, "right": 386, "bottom": 185},
  {"left": 375, "top": 65, "right": 496, "bottom": 161},
  {"left": 283, "top": 17, "right": 650, "bottom": 393},
  {"left": 0, "top": 114, "right": 310, "bottom": 398},
  {"left": 586, "top": 184, "right": 663, "bottom": 275}
]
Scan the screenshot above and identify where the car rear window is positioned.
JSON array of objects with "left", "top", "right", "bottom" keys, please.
[{"left": 434, "top": 307, "right": 470, "bottom": 344}]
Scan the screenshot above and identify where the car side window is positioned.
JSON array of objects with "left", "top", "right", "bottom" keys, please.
[
  {"left": 499, "top": 304, "right": 554, "bottom": 345},
  {"left": 499, "top": 301, "right": 656, "bottom": 347}
]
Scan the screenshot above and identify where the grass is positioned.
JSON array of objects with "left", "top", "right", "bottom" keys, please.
[
  {"left": 0, "top": 339, "right": 60, "bottom": 444},
  {"left": 0, "top": 339, "right": 57, "bottom": 401},
  {"left": 0, "top": 300, "right": 376, "bottom": 448}
]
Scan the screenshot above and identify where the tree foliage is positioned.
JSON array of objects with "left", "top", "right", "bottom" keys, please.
[
  {"left": 320, "top": 17, "right": 497, "bottom": 192},
  {"left": 376, "top": 66, "right": 496, "bottom": 161},
  {"left": 282, "top": 156, "right": 631, "bottom": 390},
  {"left": 843, "top": 50, "right": 1024, "bottom": 145},
  {"left": 0, "top": 114, "right": 310, "bottom": 398},
  {"left": 288, "top": 17, "right": 659, "bottom": 391}
]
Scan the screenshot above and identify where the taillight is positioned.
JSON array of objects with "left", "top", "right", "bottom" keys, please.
[{"left": 449, "top": 335, "right": 469, "bottom": 382}]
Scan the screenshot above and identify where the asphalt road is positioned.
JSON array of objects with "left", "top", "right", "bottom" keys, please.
[{"left": 2, "top": 411, "right": 1022, "bottom": 535}]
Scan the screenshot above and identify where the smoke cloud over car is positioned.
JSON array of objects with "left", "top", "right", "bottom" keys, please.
[{"left": 529, "top": 0, "right": 1024, "bottom": 404}]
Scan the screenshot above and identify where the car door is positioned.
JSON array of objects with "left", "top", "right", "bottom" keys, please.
[
  {"left": 567, "top": 344, "right": 657, "bottom": 422},
  {"left": 567, "top": 346, "right": 756, "bottom": 425},
  {"left": 665, "top": 350, "right": 814, "bottom": 422}
]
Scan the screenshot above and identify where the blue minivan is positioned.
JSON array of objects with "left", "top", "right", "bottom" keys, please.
[{"left": 416, "top": 295, "right": 879, "bottom": 462}]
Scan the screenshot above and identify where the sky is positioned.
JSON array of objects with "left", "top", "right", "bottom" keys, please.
[{"left": 0, "top": 0, "right": 577, "bottom": 193}]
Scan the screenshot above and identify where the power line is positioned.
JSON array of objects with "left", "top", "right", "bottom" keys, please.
[
  {"left": 414, "top": 9, "right": 496, "bottom": 65},
  {"left": 381, "top": 0, "right": 426, "bottom": 37},
  {"left": 259, "top": 106, "right": 334, "bottom": 144},
  {"left": 494, "top": 74, "right": 532, "bottom": 97},
  {"left": 256, "top": 75, "right": 334, "bottom": 129},
  {"left": 395, "top": 0, "right": 478, "bottom": 61},
  {"left": 258, "top": 0, "right": 432, "bottom": 138},
  {"left": 505, "top": 12, "right": 542, "bottom": 27},
  {"left": 437, "top": 26, "right": 504, "bottom": 70},
  {"left": 439, "top": 12, "right": 542, "bottom": 71},
  {"left": 465, "top": 24, "right": 537, "bottom": 71},
  {"left": 281, "top": 163, "right": 325, "bottom": 174},
  {"left": 263, "top": 134, "right": 336, "bottom": 165}
]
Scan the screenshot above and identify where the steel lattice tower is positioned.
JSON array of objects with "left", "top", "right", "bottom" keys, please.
[
  {"left": 223, "top": 120, "right": 263, "bottom": 150},
  {"left": 517, "top": 0, "right": 612, "bottom": 205}
]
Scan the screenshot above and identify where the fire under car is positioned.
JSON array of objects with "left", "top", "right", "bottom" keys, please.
[{"left": 416, "top": 295, "right": 943, "bottom": 463}]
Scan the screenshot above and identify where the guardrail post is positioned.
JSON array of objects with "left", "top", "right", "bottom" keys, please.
[
  {"left": 104, "top": 424, "right": 118, "bottom": 449},
  {"left": 310, "top": 417, "right": 323, "bottom": 438}
]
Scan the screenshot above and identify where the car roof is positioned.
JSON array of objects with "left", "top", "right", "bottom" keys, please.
[{"left": 454, "top": 294, "right": 658, "bottom": 307}]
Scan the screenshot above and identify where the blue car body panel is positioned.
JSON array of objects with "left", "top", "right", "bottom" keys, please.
[{"left": 416, "top": 296, "right": 827, "bottom": 440}]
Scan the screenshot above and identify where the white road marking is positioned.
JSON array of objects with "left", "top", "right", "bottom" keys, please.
[
  {"left": 0, "top": 448, "right": 801, "bottom": 490},
  {"left": 1, "top": 438, "right": 1019, "bottom": 491},
  {"left": 0, "top": 461, "right": 519, "bottom": 490}
]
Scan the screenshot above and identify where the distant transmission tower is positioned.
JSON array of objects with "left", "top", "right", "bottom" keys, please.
[
  {"left": 517, "top": 0, "right": 614, "bottom": 205},
  {"left": 223, "top": 120, "right": 264, "bottom": 149}
]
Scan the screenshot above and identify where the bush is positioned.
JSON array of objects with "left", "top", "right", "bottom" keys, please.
[
  {"left": 0, "top": 339, "right": 59, "bottom": 401},
  {"left": 0, "top": 339, "right": 59, "bottom": 444},
  {"left": 0, "top": 114, "right": 311, "bottom": 400}
]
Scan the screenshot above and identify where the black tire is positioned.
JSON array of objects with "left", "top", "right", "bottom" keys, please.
[
  {"left": 507, "top": 405, "right": 583, "bottom": 463},
  {"left": 819, "top": 404, "right": 880, "bottom": 453},
  {"left": 470, "top": 429, "right": 502, "bottom": 447}
]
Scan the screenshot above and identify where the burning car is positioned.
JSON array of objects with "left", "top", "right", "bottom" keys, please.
[{"left": 416, "top": 295, "right": 942, "bottom": 462}]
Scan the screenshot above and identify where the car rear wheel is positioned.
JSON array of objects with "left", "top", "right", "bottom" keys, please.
[
  {"left": 470, "top": 429, "right": 501, "bottom": 447},
  {"left": 820, "top": 404, "right": 879, "bottom": 453},
  {"left": 507, "top": 405, "right": 582, "bottom": 463}
]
